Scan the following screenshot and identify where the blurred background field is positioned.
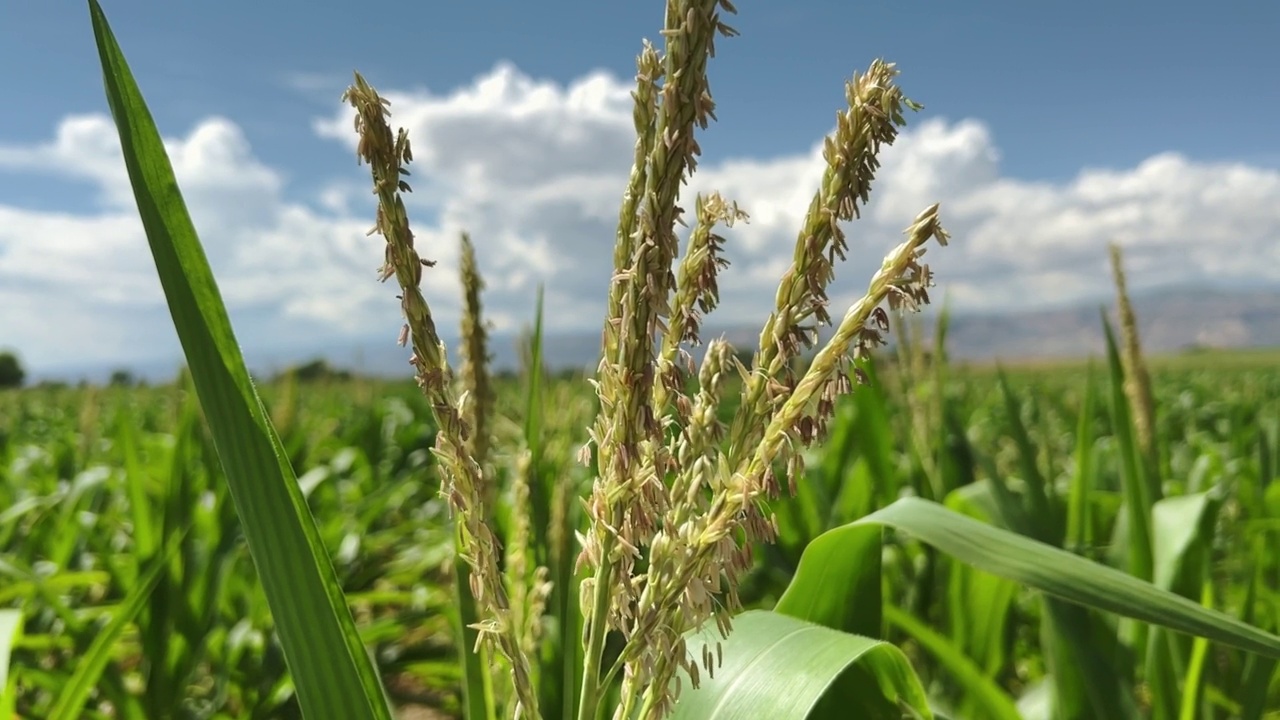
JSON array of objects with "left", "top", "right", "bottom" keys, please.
[{"left": 3, "top": 330, "right": 1277, "bottom": 718}]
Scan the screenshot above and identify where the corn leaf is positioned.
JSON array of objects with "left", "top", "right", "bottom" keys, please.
[
  {"left": 774, "top": 523, "right": 882, "bottom": 639},
  {"left": 86, "top": 2, "right": 393, "bottom": 718},
  {"left": 852, "top": 497, "right": 1280, "bottom": 659},
  {"left": 670, "top": 610, "right": 931, "bottom": 720}
]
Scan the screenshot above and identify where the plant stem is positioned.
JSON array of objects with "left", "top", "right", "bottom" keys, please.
[{"left": 577, "top": 530, "right": 619, "bottom": 720}]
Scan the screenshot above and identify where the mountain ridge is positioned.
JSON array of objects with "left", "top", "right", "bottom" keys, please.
[{"left": 25, "top": 286, "right": 1280, "bottom": 383}]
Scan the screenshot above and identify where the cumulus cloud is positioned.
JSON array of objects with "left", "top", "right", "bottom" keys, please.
[
  {"left": 0, "top": 114, "right": 389, "bottom": 371},
  {"left": 312, "top": 62, "right": 1280, "bottom": 326},
  {"left": 2, "top": 61, "right": 1278, "bottom": 374}
]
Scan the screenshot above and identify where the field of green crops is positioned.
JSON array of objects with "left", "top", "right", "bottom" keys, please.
[
  {"left": 3, "top": 341, "right": 1278, "bottom": 718},
  {"left": 5, "top": 2, "right": 1279, "bottom": 718}
]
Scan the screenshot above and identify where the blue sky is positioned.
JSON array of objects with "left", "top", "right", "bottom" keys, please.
[{"left": 1, "top": 1, "right": 1278, "bottom": 378}]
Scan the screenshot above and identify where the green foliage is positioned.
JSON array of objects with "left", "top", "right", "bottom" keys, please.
[
  {"left": 0, "top": 351, "right": 25, "bottom": 389},
  {"left": 84, "top": 2, "right": 393, "bottom": 717},
  {"left": 0, "top": 609, "right": 20, "bottom": 716},
  {"left": 7, "top": 346, "right": 1280, "bottom": 717},
  {"left": 283, "top": 359, "right": 354, "bottom": 384},
  {"left": 108, "top": 369, "right": 137, "bottom": 387},
  {"left": 671, "top": 611, "right": 932, "bottom": 720}
]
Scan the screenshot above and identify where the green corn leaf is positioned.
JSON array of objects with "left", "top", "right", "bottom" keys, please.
[
  {"left": 1176, "top": 584, "right": 1214, "bottom": 720},
  {"left": 945, "top": 476, "right": 1134, "bottom": 720},
  {"left": 1039, "top": 596, "right": 1137, "bottom": 720},
  {"left": 852, "top": 497, "right": 1280, "bottom": 659},
  {"left": 86, "top": 2, "right": 393, "bottom": 718},
  {"left": 774, "top": 523, "right": 882, "bottom": 639},
  {"left": 1064, "top": 364, "right": 1097, "bottom": 552},
  {"left": 671, "top": 610, "right": 931, "bottom": 720}
]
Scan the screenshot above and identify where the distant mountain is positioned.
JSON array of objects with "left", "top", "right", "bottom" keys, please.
[
  {"left": 940, "top": 286, "right": 1280, "bottom": 362},
  {"left": 26, "top": 286, "right": 1280, "bottom": 384},
  {"left": 467, "top": 285, "right": 1280, "bottom": 370}
]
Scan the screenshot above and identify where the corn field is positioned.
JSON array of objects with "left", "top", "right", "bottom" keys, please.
[
  {"left": 5, "top": 336, "right": 1279, "bottom": 718},
  {"left": 2, "top": 1, "right": 1279, "bottom": 719}
]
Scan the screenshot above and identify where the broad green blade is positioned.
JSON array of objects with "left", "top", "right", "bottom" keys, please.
[
  {"left": 852, "top": 498, "right": 1280, "bottom": 659},
  {"left": 1102, "top": 314, "right": 1156, "bottom": 660},
  {"left": 774, "top": 524, "right": 882, "bottom": 639},
  {"left": 86, "top": 2, "right": 392, "bottom": 718},
  {"left": 961, "top": 436, "right": 1136, "bottom": 718},
  {"left": 671, "top": 610, "right": 931, "bottom": 720},
  {"left": 849, "top": 363, "right": 897, "bottom": 506}
]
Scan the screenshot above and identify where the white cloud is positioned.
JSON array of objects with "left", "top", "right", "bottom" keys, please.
[
  {"left": 0, "top": 115, "right": 390, "bottom": 371},
  {"left": 2, "top": 61, "right": 1278, "bottom": 374}
]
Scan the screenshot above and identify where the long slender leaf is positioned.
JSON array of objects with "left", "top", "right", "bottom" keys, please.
[
  {"left": 851, "top": 497, "right": 1280, "bottom": 659},
  {"left": 951, "top": 459, "right": 1134, "bottom": 719},
  {"left": 86, "top": 3, "right": 392, "bottom": 717},
  {"left": 1040, "top": 596, "right": 1136, "bottom": 720},
  {"left": 1065, "top": 364, "right": 1097, "bottom": 552},
  {"left": 1176, "top": 583, "right": 1214, "bottom": 720}
]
